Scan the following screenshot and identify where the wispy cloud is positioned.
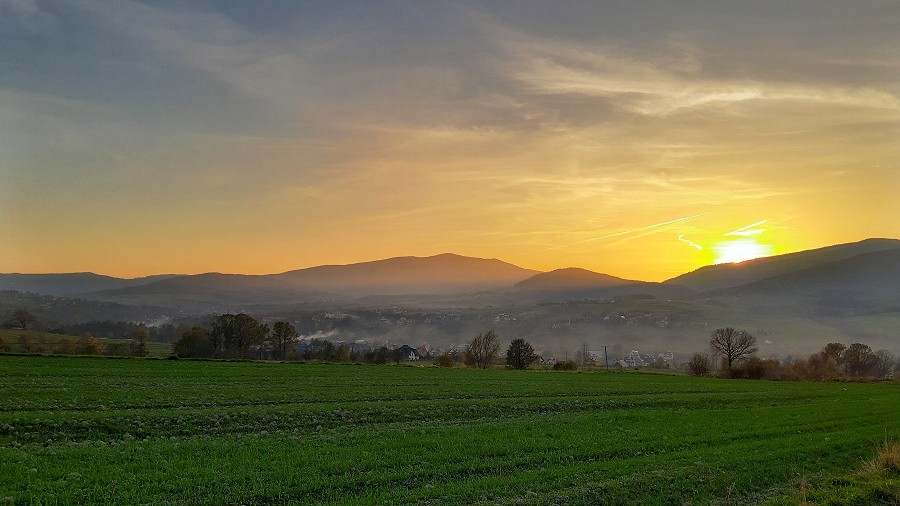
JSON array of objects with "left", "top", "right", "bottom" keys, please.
[
  {"left": 2, "top": 1, "right": 898, "bottom": 278},
  {"left": 477, "top": 11, "right": 899, "bottom": 119}
]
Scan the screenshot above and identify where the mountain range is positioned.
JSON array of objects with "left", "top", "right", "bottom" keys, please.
[
  {"left": 3, "top": 238, "right": 899, "bottom": 355},
  {"left": 2, "top": 238, "right": 899, "bottom": 312}
]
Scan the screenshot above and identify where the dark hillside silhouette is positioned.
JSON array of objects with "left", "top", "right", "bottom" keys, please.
[{"left": 665, "top": 238, "right": 900, "bottom": 292}]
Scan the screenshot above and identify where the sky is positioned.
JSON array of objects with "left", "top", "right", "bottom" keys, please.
[{"left": 1, "top": 0, "right": 898, "bottom": 281}]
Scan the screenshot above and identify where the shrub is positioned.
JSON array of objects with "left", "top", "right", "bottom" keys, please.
[
  {"left": 433, "top": 354, "right": 455, "bottom": 368},
  {"left": 687, "top": 352, "right": 711, "bottom": 376},
  {"left": 864, "top": 441, "right": 900, "bottom": 473},
  {"left": 553, "top": 360, "right": 578, "bottom": 371},
  {"left": 55, "top": 338, "right": 74, "bottom": 354},
  {"left": 745, "top": 357, "right": 781, "bottom": 380},
  {"left": 17, "top": 335, "right": 34, "bottom": 353}
]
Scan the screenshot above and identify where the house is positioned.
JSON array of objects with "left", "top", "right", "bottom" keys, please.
[{"left": 396, "top": 344, "right": 420, "bottom": 361}]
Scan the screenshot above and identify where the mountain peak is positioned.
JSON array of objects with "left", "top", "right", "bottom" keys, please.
[
  {"left": 274, "top": 253, "right": 539, "bottom": 295},
  {"left": 515, "top": 268, "right": 637, "bottom": 290}
]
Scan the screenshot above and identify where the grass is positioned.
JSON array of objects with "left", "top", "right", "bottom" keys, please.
[
  {"left": 0, "top": 355, "right": 898, "bottom": 505},
  {"left": 765, "top": 441, "right": 900, "bottom": 505}
]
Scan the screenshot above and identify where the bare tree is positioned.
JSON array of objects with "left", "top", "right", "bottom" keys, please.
[
  {"left": 10, "top": 308, "right": 36, "bottom": 330},
  {"left": 130, "top": 324, "right": 149, "bottom": 357},
  {"left": 464, "top": 330, "right": 500, "bottom": 369},
  {"left": 709, "top": 327, "right": 757, "bottom": 373},
  {"left": 873, "top": 350, "right": 896, "bottom": 379},
  {"left": 578, "top": 342, "right": 591, "bottom": 366},
  {"left": 687, "top": 352, "right": 711, "bottom": 376}
]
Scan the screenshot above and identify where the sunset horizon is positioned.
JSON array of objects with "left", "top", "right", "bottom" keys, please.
[
  {"left": 3, "top": 1, "right": 897, "bottom": 281},
  {"left": 4, "top": 235, "right": 898, "bottom": 283}
]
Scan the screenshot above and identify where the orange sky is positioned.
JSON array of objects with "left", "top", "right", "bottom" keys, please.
[{"left": 1, "top": 2, "right": 898, "bottom": 281}]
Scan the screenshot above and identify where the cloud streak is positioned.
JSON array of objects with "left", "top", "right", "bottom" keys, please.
[{"left": 527, "top": 211, "right": 719, "bottom": 255}]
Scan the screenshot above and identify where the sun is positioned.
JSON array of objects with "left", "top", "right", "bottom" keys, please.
[{"left": 713, "top": 239, "right": 773, "bottom": 264}]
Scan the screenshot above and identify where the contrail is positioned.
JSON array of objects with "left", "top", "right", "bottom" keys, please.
[
  {"left": 678, "top": 234, "right": 703, "bottom": 250},
  {"left": 725, "top": 219, "right": 768, "bottom": 237},
  {"left": 529, "top": 210, "right": 718, "bottom": 254}
]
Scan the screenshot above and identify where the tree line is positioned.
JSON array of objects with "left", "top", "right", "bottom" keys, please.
[
  {"left": 0, "top": 325, "right": 150, "bottom": 357},
  {"left": 173, "top": 314, "right": 297, "bottom": 360},
  {"left": 687, "top": 327, "right": 898, "bottom": 381}
]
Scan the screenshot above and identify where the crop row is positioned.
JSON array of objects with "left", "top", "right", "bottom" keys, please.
[{"left": 1, "top": 356, "right": 898, "bottom": 505}]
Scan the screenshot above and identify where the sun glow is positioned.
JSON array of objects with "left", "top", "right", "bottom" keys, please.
[{"left": 713, "top": 239, "right": 773, "bottom": 264}]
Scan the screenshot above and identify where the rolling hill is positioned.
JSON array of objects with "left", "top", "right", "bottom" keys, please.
[
  {"left": 272, "top": 253, "right": 539, "bottom": 295},
  {"left": 86, "top": 273, "right": 329, "bottom": 310},
  {"left": 0, "top": 273, "right": 176, "bottom": 297},
  {"left": 665, "top": 238, "right": 900, "bottom": 292},
  {"left": 705, "top": 248, "right": 900, "bottom": 314},
  {"left": 510, "top": 268, "right": 691, "bottom": 302},
  {"left": 76, "top": 254, "right": 540, "bottom": 310},
  {"left": 2, "top": 240, "right": 899, "bottom": 355}
]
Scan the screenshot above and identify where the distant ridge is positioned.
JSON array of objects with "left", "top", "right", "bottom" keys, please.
[
  {"left": 0, "top": 273, "right": 177, "bottom": 297},
  {"left": 272, "top": 253, "right": 540, "bottom": 295},
  {"left": 2, "top": 239, "right": 898, "bottom": 311},
  {"left": 57, "top": 253, "right": 540, "bottom": 310},
  {"left": 87, "top": 273, "right": 326, "bottom": 309}
]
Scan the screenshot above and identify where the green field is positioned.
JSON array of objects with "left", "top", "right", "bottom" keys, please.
[{"left": 1, "top": 356, "right": 898, "bottom": 505}]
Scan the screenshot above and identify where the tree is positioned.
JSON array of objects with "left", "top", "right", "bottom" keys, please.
[
  {"left": 270, "top": 321, "right": 298, "bottom": 360},
  {"left": 372, "top": 346, "right": 390, "bottom": 365},
  {"left": 873, "top": 350, "right": 897, "bottom": 380},
  {"left": 208, "top": 313, "right": 263, "bottom": 359},
  {"left": 687, "top": 352, "right": 711, "bottom": 376},
  {"left": 338, "top": 344, "right": 352, "bottom": 362},
  {"left": 804, "top": 353, "right": 840, "bottom": 381},
  {"left": 17, "top": 334, "right": 34, "bottom": 353},
  {"left": 257, "top": 323, "right": 270, "bottom": 359},
  {"left": 506, "top": 338, "right": 537, "bottom": 370},
  {"left": 10, "top": 308, "right": 36, "bottom": 330},
  {"left": 464, "top": 330, "right": 500, "bottom": 369},
  {"left": 173, "top": 327, "right": 213, "bottom": 358},
  {"left": 709, "top": 327, "right": 757, "bottom": 373},
  {"left": 820, "top": 342, "right": 846, "bottom": 364},
  {"left": 577, "top": 342, "right": 591, "bottom": 366},
  {"left": 130, "top": 324, "right": 149, "bottom": 357},
  {"left": 842, "top": 343, "right": 879, "bottom": 378}
]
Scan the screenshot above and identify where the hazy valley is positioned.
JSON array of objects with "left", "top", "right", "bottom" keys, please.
[{"left": 3, "top": 238, "right": 899, "bottom": 358}]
